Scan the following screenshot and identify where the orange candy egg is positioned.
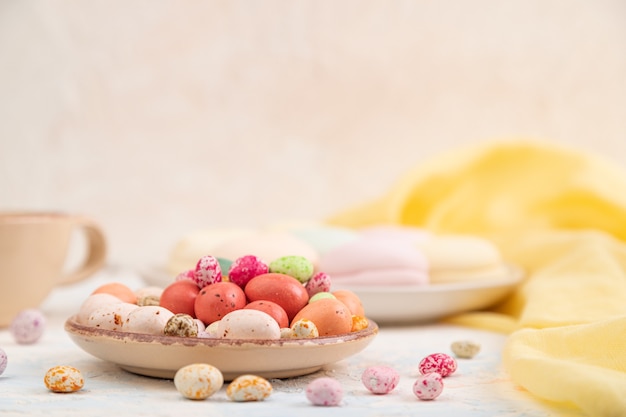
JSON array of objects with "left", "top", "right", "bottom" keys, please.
[
  {"left": 291, "top": 298, "right": 352, "bottom": 336},
  {"left": 194, "top": 282, "right": 247, "bottom": 325},
  {"left": 332, "top": 289, "right": 365, "bottom": 317},
  {"left": 160, "top": 279, "right": 200, "bottom": 318},
  {"left": 244, "top": 273, "right": 309, "bottom": 322},
  {"left": 244, "top": 300, "right": 289, "bottom": 328},
  {"left": 92, "top": 282, "right": 137, "bottom": 304}
]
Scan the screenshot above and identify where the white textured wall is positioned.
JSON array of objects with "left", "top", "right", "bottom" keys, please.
[{"left": 1, "top": 1, "right": 625, "bottom": 268}]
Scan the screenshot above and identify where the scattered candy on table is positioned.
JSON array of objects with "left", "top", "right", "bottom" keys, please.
[
  {"left": 10, "top": 309, "right": 46, "bottom": 344},
  {"left": 418, "top": 353, "right": 457, "bottom": 377},
  {"left": 226, "top": 374, "right": 272, "bottom": 402},
  {"left": 413, "top": 372, "right": 444, "bottom": 400},
  {"left": 361, "top": 365, "right": 400, "bottom": 395},
  {"left": 305, "top": 377, "right": 344, "bottom": 406},
  {"left": 0, "top": 347, "right": 7, "bottom": 376},
  {"left": 174, "top": 363, "right": 224, "bottom": 400},
  {"left": 451, "top": 340, "right": 481, "bottom": 359},
  {"left": 44, "top": 365, "right": 84, "bottom": 393}
]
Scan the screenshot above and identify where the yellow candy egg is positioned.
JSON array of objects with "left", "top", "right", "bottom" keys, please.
[{"left": 351, "top": 315, "right": 369, "bottom": 332}]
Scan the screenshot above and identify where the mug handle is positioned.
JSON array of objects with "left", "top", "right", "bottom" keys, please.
[{"left": 58, "top": 217, "right": 107, "bottom": 285}]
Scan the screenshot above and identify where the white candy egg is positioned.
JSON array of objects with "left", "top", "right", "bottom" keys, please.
[
  {"left": 226, "top": 374, "right": 272, "bottom": 401},
  {"left": 123, "top": 306, "right": 174, "bottom": 335},
  {"left": 174, "top": 363, "right": 224, "bottom": 400},
  {"left": 87, "top": 302, "right": 138, "bottom": 331},
  {"left": 195, "top": 319, "right": 206, "bottom": 333},
  {"left": 77, "top": 293, "right": 124, "bottom": 324},
  {"left": 217, "top": 309, "right": 281, "bottom": 340},
  {"left": 204, "top": 321, "right": 220, "bottom": 337}
]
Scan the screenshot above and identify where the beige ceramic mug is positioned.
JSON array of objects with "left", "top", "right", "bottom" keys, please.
[{"left": 0, "top": 212, "right": 107, "bottom": 327}]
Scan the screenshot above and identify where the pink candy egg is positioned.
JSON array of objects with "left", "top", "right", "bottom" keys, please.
[
  {"left": 306, "top": 377, "right": 343, "bottom": 406},
  {"left": 194, "top": 255, "right": 222, "bottom": 288},
  {"left": 418, "top": 353, "right": 457, "bottom": 377},
  {"left": 304, "top": 271, "right": 332, "bottom": 297},
  {"left": 10, "top": 309, "right": 46, "bottom": 344},
  {"left": 0, "top": 348, "right": 7, "bottom": 376},
  {"left": 413, "top": 372, "right": 444, "bottom": 400},
  {"left": 228, "top": 255, "right": 269, "bottom": 288},
  {"left": 361, "top": 365, "right": 400, "bottom": 394}
]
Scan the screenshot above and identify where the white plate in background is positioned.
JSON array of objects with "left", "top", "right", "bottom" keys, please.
[{"left": 337, "top": 265, "right": 523, "bottom": 324}]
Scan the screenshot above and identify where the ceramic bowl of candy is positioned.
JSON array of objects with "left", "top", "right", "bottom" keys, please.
[{"left": 65, "top": 254, "right": 378, "bottom": 380}]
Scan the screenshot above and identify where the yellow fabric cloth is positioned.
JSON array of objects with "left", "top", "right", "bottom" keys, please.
[{"left": 328, "top": 141, "right": 626, "bottom": 417}]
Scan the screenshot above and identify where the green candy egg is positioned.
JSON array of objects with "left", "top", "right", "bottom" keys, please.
[
  {"left": 217, "top": 257, "right": 233, "bottom": 276},
  {"left": 269, "top": 255, "right": 314, "bottom": 283},
  {"left": 308, "top": 292, "right": 336, "bottom": 303}
]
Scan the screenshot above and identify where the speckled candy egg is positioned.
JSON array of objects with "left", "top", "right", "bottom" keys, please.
[
  {"left": 44, "top": 365, "right": 84, "bottom": 393},
  {"left": 76, "top": 293, "right": 124, "bottom": 324},
  {"left": 217, "top": 309, "right": 281, "bottom": 339},
  {"left": 308, "top": 292, "right": 336, "bottom": 303},
  {"left": 351, "top": 315, "right": 369, "bottom": 332},
  {"left": 418, "top": 353, "right": 457, "bottom": 377},
  {"left": 361, "top": 366, "right": 400, "bottom": 394},
  {"left": 204, "top": 321, "right": 220, "bottom": 337},
  {"left": 135, "top": 286, "right": 163, "bottom": 307},
  {"left": 304, "top": 271, "right": 332, "bottom": 297},
  {"left": 228, "top": 255, "right": 269, "bottom": 288},
  {"left": 268, "top": 255, "right": 314, "bottom": 283},
  {"left": 290, "top": 318, "right": 319, "bottom": 338},
  {"left": 87, "top": 302, "right": 138, "bottom": 331},
  {"left": 332, "top": 289, "right": 365, "bottom": 317},
  {"left": 413, "top": 372, "right": 444, "bottom": 400},
  {"left": 226, "top": 375, "right": 272, "bottom": 402},
  {"left": 123, "top": 306, "right": 174, "bottom": 335},
  {"left": 291, "top": 298, "right": 352, "bottom": 336},
  {"left": 194, "top": 255, "right": 223, "bottom": 287},
  {"left": 305, "top": 377, "right": 343, "bottom": 406},
  {"left": 244, "top": 273, "right": 309, "bottom": 322},
  {"left": 451, "top": 340, "right": 481, "bottom": 359},
  {"left": 0, "top": 348, "right": 7, "bottom": 376},
  {"left": 194, "top": 282, "right": 247, "bottom": 325},
  {"left": 174, "top": 363, "right": 224, "bottom": 400},
  {"left": 10, "top": 309, "right": 46, "bottom": 344},
  {"left": 244, "top": 300, "right": 289, "bottom": 328},
  {"left": 164, "top": 313, "right": 198, "bottom": 337}
]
